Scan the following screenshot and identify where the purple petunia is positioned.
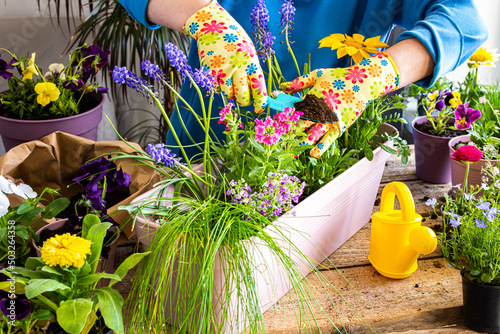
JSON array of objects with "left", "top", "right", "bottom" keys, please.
[{"left": 454, "top": 102, "right": 481, "bottom": 130}]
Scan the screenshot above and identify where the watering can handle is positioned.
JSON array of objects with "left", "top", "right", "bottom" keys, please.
[{"left": 380, "top": 182, "right": 416, "bottom": 222}]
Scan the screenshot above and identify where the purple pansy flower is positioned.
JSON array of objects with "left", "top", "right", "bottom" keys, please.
[
  {"left": 0, "top": 57, "right": 15, "bottom": 79},
  {"left": 0, "top": 296, "right": 31, "bottom": 321},
  {"left": 454, "top": 102, "right": 481, "bottom": 130}
]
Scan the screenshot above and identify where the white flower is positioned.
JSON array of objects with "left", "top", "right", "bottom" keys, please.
[
  {"left": 17, "top": 183, "right": 37, "bottom": 199},
  {"left": 0, "top": 175, "right": 38, "bottom": 200},
  {"left": 479, "top": 96, "right": 488, "bottom": 104},
  {"left": 0, "top": 192, "right": 9, "bottom": 217},
  {"left": 481, "top": 183, "right": 490, "bottom": 190},
  {"left": 492, "top": 167, "right": 499, "bottom": 176},
  {"left": 425, "top": 198, "right": 437, "bottom": 207}
]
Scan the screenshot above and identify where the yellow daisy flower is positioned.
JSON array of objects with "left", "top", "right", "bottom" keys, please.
[
  {"left": 21, "top": 53, "right": 38, "bottom": 81},
  {"left": 35, "top": 82, "right": 60, "bottom": 107},
  {"left": 319, "top": 33, "right": 388, "bottom": 64},
  {"left": 467, "top": 46, "right": 499, "bottom": 68},
  {"left": 41, "top": 233, "right": 91, "bottom": 268}
]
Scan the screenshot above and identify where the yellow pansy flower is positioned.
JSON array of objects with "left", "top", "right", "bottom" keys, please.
[
  {"left": 319, "top": 33, "right": 388, "bottom": 64},
  {"left": 35, "top": 82, "right": 60, "bottom": 107},
  {"left": 467, "top": 46, "right": 499, "bottom": 68},
  {"left": 41, "top": 233, "right": 92, "bottom": 268},
  {"left": 21, "top": 53, "right": 38, "bottom": 81}
]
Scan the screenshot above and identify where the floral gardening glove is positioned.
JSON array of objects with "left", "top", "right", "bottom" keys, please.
[
  {"left": 183, "top": 1, "right": 267, "bottom": 113},
  {"left": 280, "top": 52, "right": 400, "bottom": 158}
]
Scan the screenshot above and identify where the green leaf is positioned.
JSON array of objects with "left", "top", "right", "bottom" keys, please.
[
  {"left": 41, "top": 198, "right": 71, "bottom": 219},
  {"left": 16, "top": 202, "right": 34, "bottom": 215},
  {"left": 109, "top": 251, "right": 151, "bottom": 287},
  {"left": 25, "top": 257, "right": 44, "bottom": 270},
  {"left": 76, "top": 273, "right": 121, "bottom": 285},
  {"left": 0, "top": 228, "right": 6, "bottom": 241},
  {"left": 94, "top": 287, "right": 124, "bottom": 334},
  {"left": 41, "top": 266, "right": 63, "bottom": 276},
  {"left": 86, "top": 222, "right": 112, "bottom": 273},
  {"left": 33, "top": 308, "right": 53, "bottom": 320},
  {"left": 16, "top": 207, "right": 42, "bottom": 223},
  {"left": 25, "top": 279, "right": 71, "bottom": 299},
  {"left": 57, "top": 299, "right": 93, "bottom": 334},
  {"left": 78, "top": 262, "right": 92, "bottom": 278},
  {"left": 9, "top": 266, "right": 46, "bottom": 279},
  {"left": 15, "top": 228, "right": 29, "bottom": 240},
  {"left": 82, "top": 214, "right": 101, "bottom": 239}
]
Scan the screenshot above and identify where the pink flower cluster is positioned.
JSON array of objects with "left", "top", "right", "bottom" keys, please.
[
  {"left": 218, "top": 102, "right": 243, "bottom": 131},
  {"left": 255, "top": 107, "right": 303, "bottom": 145}
]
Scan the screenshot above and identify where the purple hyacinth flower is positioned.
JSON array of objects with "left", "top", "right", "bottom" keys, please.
[
  {"left": 0, "top": 297, "right": 31, "bottom": 320},
  {"left": 454, "top": 102, "right": 481, "bottom": 130},
  {"left": 145, "top": 143, "right": 179, "bottom": 168},
  {"left": 164, "top": 42, "right": 192, "bottom": 81},
  {"left": 279, "top": 0, "right": 296, "bottom": 28},
  {"left": 191, "top": 67, "right": 215, "bottom": 91},
  {"left": 110, "top": 66, "right": 150, "bottom": 94}
]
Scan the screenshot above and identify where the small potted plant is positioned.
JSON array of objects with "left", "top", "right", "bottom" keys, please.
[
  {"left": 427, "top": 146, "right": 500, "bottom": 332},
  {"left": 0, "top": 44, "right": 109, "bottom": 152},
  {"left": 0, "top": 176, "right": 69, "bottom": 267},
  {"left": 412, "top": 89, "right": 478, "bottom": 183},
  {"left": 1, "top": 214, "right": 149, "bottom": 334},
  {"left": 448, "top": 95, "right": 500, "bottom": 190}
]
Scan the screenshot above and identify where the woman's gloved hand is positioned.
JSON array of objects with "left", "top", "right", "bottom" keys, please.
[
  {"left": 280, "top": 52, "right": 400, "bottom": 158},
  {"left": 183, "top": 1, "right": 267, "bottom": 113}
]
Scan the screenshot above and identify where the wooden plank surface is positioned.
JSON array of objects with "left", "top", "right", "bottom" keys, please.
[{"left": 114, "top": 146, "right": 476, "bottom": 333}]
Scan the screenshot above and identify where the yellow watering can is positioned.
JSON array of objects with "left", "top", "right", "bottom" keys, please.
[{"left": 368, "top": 181, "right": 437, "bottom": 279}]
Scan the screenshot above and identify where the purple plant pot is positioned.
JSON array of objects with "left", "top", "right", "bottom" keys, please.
[
  {"left": 0, "top": 93, "right": 104, "bottom": 152},
  {"left": 412, "top": 116, "right": 454, "bottom": 184}
]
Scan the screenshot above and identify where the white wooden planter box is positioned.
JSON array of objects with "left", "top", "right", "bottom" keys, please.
[{"left": 130, "top": 124, "right": 396, "bottom": 332}]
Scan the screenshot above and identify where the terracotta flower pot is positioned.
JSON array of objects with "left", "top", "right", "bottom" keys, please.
[
  {"left": 449, "top": 134, "right": 498, "bottom": 191},
  {"left": 0, "top": 92, "right": 104, "bottom": 152},
  {"left": 33, "top": 219, "right": 119, "bottom": 279},
  {"left": 412, "top": 116, "right": 456, "bottom": 184}
]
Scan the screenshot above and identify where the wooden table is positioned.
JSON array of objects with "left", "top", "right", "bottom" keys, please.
[{"left": 114, "top": 147, "right": 481, "bottom": 333}]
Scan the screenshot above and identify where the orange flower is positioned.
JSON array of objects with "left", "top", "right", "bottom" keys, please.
[
  {"left": 356, "top": 100, "right": 365, "bottom": 110},
  {"left": 224, "top": 43, "right": 237, "bottom": 52},
  {"left": 368, "top": 64, "right": 382, "bottom": 77},
  {"left": 341, "top": 89, "right": 355, "bottom": 104},
  {"left": 319, "top": 33, "right": 388, "bottom": 64},
  {"left": 195, "top": 10, "right": 212, "bottom": 22},
  {"left": 210, "top": 55, "right": 225, "bottom": 68},
  {"left": 320, "top": 81, "right": 331, "bottom": 90}
]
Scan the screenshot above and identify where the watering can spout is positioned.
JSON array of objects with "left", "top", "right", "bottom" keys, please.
[{"left": 368, "top": 182, "right": 437, "bottom": 279}]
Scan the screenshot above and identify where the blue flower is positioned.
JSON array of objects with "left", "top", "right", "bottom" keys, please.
[
  {"left": 226, "top": 78, "right": 232, "bottom": 86},
  {"left": 425, "top": 198, "right": 437, "bottom": 207},
  {"left": 146, "top": 143, "right": 179, "bottom": 168},
  {"left": 381, "top": 59, "right": 388, "bottom": 66},
  {"left": 395, "top": 75, "right": 400, "bottom": 87},
  {"left": 333, "top": 79, "right": 345, "bottom": 90},
  {"left": 191, "top": 67, "right": 215, "bottom": 90},
  {"left": 352, "top": 85, "right": 360, "bottom": 92},
  {"left": 141, "top": 60, "right": 165, "bottom": 82},
  {"left": 485, "top": 207, "right": 497, "bottom": 222},
  {"left": 245, "top": 63, "right": 258, "bottom": 75},
  {"left": 445, "top": 211, "right": 462, "bottom": 227},
  {"left": 223, "top": 33, "right": 238, "bottom": 43},
  {"left": 317, "top": 142, "right": 324, "bottom": 150},
  {"left": 164, "top": 42, "right": 191, "bottom": 80},
  {"left": 317, "top": 70, "right": 323, "bottom": 77},
  {"left": 207, "top": 50, "right": 214, "bottom": 56},
  {"left": 477, "top": 200, "right": 491, "bottom": 210},
  {"left": 279, "top": 0, "right": 296, "bottom": 28},
  {"left": 189, "top": 22, "right": 199, "bottom": 34},
  {"left": 475, "top": 219, "right": 487, "bottom": 228},
  {"left": 360, "top": 58, "right": 371, "bottom": 66}
]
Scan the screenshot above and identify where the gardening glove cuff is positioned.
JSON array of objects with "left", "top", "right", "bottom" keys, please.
[
  {"left": 281, "top": 52, "right": 400, "bottom": 158},
  {"left": 183, "top": 1, "right": 267, "bottom": 113}
]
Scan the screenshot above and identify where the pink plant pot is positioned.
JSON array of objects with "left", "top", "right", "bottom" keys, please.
[
  {"left": 130, "top": 124, "right": 397, "bottom": 332},
  {"left": 412, "top": 116, "right": 454, "bottom": 184},
  {"left": 0, "top": 92, "right": 104, "bottom": 152},
  {"left": 449, "top": 134, "right": 498, "bottom": 191}
]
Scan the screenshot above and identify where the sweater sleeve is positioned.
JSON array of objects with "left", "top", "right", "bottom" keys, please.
[
  {"left": 117, "top": 0, "right": 161, "bottom": 30},
  {"left": 395, "top": 0, "right": 488, "bottom": 87}
]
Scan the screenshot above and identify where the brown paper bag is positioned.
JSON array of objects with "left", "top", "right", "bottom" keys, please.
[{"left": 0, "top": 131, "right": 160, "bottom": 241}]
